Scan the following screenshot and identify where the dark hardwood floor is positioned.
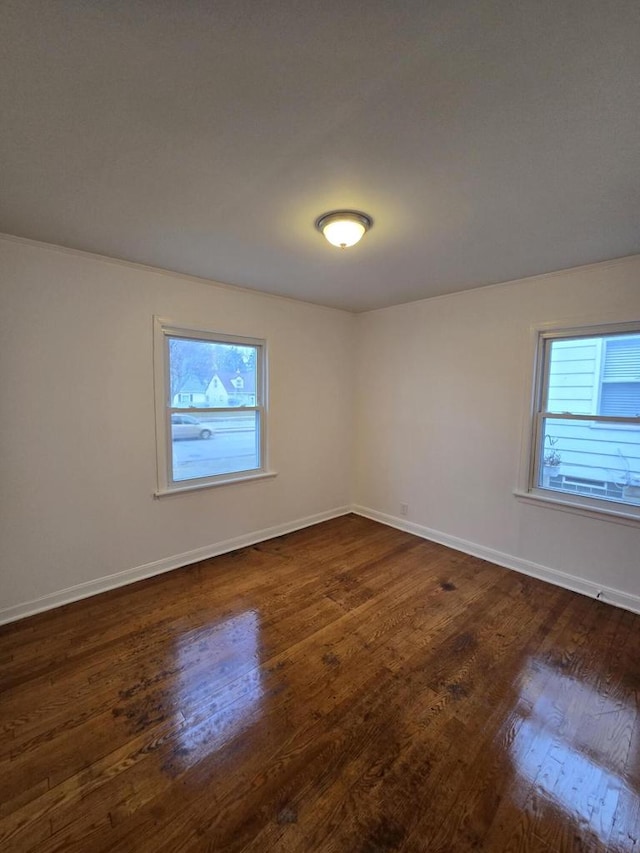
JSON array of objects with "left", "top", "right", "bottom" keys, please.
[{"left": 1, "top": 514, "right": 639, "bottom": 852}]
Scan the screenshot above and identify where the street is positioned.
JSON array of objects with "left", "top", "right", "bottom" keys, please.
[{"left": 172, "top": 427, "right": 259, "bottom": 480}]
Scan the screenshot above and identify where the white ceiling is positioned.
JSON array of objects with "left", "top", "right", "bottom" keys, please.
[{"left": 1, "top": 0, "right": 639, "bottom": 312}]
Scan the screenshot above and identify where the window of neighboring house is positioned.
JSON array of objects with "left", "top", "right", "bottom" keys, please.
[
  {"left": 527, "top": 323, "right": 640, "bottom": 517},
  {"left": 154, "top": 319, "right": 268, "bottom": 493},
  {"left": 599, "top": 335, "right": 640, "bottom": 417}
]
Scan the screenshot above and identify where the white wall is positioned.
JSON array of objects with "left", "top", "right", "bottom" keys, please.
[
  {"left": 353, "top": 256, "right": 640, "bottom": 610},
  {"left": 0, "top": 237, "right": 354, "bottom": 620},
  {"left": 2, "top": 237, "right": 639, "bottom": 623}
]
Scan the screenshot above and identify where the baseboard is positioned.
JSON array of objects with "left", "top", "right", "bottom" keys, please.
[
  {"left": 352, "top": 505, "right": 640, "bottom": 616},
  {"left": 5, "top": 503, "right": 639, "bottom": 626},
  {"left": 0, "top": 506, "right": 351, "bottom": 626}
]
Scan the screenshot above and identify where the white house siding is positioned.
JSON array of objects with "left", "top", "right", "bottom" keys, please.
[
  {"left": 172, "top": 391, "right": 208, "bottom": 407},
  {"left": 547, "top": 339, "right": 600, "bottom": 414},
  {"left": 205, "top": 375, "right": 229, "bottom": 407}
]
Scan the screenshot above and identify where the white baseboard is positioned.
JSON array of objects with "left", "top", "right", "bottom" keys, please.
[
  {"left": 4, "top": 503, "right": 639, "bottom": 626},
  {"left": 0, "top": 506, "right": 351, "bottom": 626},
  {"left": 352, "top": 505, "right": 640, "bottom": 616}
]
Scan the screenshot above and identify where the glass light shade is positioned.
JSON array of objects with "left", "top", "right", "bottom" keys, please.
[
  {"left": 323, "top": 218, "right": 366, "bottom": 247},
  {"left": 316, "top": 211, "right": 372, "bottom": 248}
]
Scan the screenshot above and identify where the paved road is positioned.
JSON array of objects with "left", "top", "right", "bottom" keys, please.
[
  {"left": 188, "top": 412, "right": 255, "bottom": 433},
  {"left": 173, "top": 429, "right": 259, "bottom": 480}
]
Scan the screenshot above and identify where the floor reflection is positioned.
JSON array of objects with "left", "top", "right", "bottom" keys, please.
[
  {"left": 509, "top": 659, "right": 637, "bottom": 846},
  {"left": 172, "top": 610, "right": 264, "bottom": 771}
]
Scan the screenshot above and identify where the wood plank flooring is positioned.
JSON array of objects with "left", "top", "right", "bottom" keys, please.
[{"left": 1, "top": 514, "right": 639, "bottom": 852}]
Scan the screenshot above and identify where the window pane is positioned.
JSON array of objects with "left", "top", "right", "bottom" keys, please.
[
  {"left": 171, "top": 411, "right": 260, "bottom": 482},
  {"left": 168, "top": 337, "right": 258, "bottom": 408},
  {"left": 546, "top": 333, "right": 640, "bottom": 416},
  {"left": 600, "top": 335, "right": 640, "bottom": 417},
  {"left": 539, "top": 416, "right": 640, "bottom": 506},
  {"left": 602, "top": 335, "right": 640, "bottom": 381},
  {"left": 546, "top": 337, "right": 601, "bottom": 415},
  {"left": 600, "top": 382, "right": 640, "bottom": 417}
]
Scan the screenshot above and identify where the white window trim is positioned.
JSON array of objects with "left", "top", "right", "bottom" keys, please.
[
  {"left": 515, "top": 318, "right": 640, "bottom": 525},
  {"left": 153, "top": 317, "right": 275, "bottom": 496}
]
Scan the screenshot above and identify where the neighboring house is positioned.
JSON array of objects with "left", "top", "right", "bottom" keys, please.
[
  {"left": 172, "top": 375, "right": 208, "bottom": 408},
  {"left": 205, "top": 370, "right": 256, "bottom": 407},
  {"left": 221, "top": 370, "right": 256, "bottom": 406},
  {"left": 547, "top": 335, "right": 640, "bottom": 500},
  {"left": 175, "top": 370, "right": 256, "bottom": 408},
  {"left": 205, "top": 374, "right": 229, "bottom": 407}
]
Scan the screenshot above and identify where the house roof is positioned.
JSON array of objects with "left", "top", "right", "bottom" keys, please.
[
  {"left": 177, "top": 375, "right": 208, "bottom": 394},
  {"left": 211, "top": 371, "right": 256, "bottom": 395},
  {"left": 0, "top": 2, "right": 638, "bottom": 311}
]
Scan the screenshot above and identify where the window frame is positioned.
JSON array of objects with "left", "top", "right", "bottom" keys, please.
[
  {"left": 153, "top": 317, "right": 272, "bottom": 496},
  {"left": 518, "top": 319, "right": 640, "bottom": 524}
]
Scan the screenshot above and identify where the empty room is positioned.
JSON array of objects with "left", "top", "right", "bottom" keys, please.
[{"left": 1, "top": 2, "right": 639, "bottom": 851}]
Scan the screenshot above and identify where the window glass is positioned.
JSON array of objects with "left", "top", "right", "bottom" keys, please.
[
  {"left": 155, "top": 322, "right": 266, "bottom": 492},
  {"left": 532, "top": 328, "right": 640, "bottom": 512},
  {"left": 171, "top": 411, "right": 260, "bottom": 482},
  {"left": 169, "top": 337, "right": 258, "bottom": 409},
  {"left": 600, "top": 335, "right": 640, "bottom": 418}
]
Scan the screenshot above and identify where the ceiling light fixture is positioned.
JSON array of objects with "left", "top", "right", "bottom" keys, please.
[{"left": 315, "top": 210, "right": 373, "bottom": 248}]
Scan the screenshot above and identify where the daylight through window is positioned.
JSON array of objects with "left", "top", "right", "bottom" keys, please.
[
  {"left": 530, "top": 324, "right": 640, "bottom": 515},
  {"left": 154, "top": 321, "right": 266, "bottom": 492}
]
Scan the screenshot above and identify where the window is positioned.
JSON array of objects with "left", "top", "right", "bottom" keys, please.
[
  {"left": 599, "top": 335, "right": 640, "bottom": 417},
  {"left": 528, "top": 322, "right": 640, "bottom": 516},
  {"left": 154, "top": 319, "right": 268, "bottom": 493}
]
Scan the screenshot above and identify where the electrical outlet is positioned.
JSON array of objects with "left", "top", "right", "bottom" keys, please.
[{"left": 400, "top": 503, "right": 408, "bottom": 516}]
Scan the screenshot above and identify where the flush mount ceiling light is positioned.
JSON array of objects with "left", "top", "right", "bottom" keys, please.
[{"left": 315, "top": 210, "right": 373, "bottom": 248}]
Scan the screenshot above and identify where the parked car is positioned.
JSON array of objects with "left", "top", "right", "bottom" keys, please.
[{"left": 171, "top": 414, "right": 213, "bottom": 440}]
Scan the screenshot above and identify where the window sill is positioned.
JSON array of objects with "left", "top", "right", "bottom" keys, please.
[
  {"left": 513, "top": 488, "right": 640, "bottom": 527},
  {"left": 155, "top": 470, "right": 278, "bottom": 497}
]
